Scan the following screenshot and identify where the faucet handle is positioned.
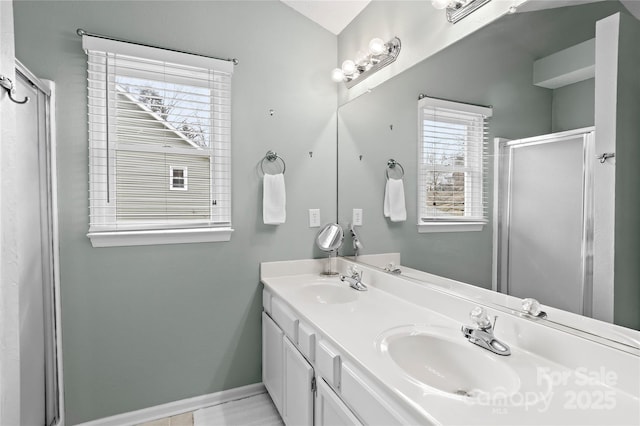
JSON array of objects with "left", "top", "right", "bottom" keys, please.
[
  {"left": 522, "top": 298, "right": 547, "bottom": 318},
  {"left": 384, "top": 262, "right": 401, "bottom": 273},
  {"left": 347, "top": 265, "right": 362, "bottom": 279},
  {"left": 469, "top": 306, "right": 492, "bottom": 330}
]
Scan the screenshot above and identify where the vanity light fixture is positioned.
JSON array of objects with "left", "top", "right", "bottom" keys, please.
[
  {"left": 331, "top": 37, "right": 402, "bottom": 88},
  {"left": 432, "top": 0, "right": 492, "bottom": 24}
]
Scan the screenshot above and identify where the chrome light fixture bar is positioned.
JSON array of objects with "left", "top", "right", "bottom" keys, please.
[
  {"left": 332, "top": 37, "right": 401, "bottom": 88},
  {"left": 432, "top": 0, "right": 492, "bottom": 24}
]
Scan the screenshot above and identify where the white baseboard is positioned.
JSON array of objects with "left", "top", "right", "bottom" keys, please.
[{"left": 75, "top": 383, "right": 266, "bottom": 426}]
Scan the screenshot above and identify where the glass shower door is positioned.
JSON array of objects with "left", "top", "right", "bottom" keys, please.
[
  {"left": 496, "top": 129, "right": 594, "bottom": 316},
  {"left": 15, "top": 65, "right": 59, "bottom": 426}
]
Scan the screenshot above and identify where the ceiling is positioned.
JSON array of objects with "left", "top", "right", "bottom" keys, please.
[
  {"left": 620, "top": 0, "right": 640, "bottom": 19},
  {"left": 281, "top": 0, "right": 640, "bottom": 36},
  {"left": 516, "top": 0, "right": 603, "bottom": 13},
  {"left": 280, "top": 0, "right": 371, "bottom": 35},
  {"left": 516, "top": 0, "right": 640, "bottom": 20}
]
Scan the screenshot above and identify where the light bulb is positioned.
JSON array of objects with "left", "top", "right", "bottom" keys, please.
[
  {"left": 354, "top": 50, "right": 369, "bottom": 67},
  {"left": 368, "top": 38, "right": 387, "bottom": 56},
  {"left": 341, "top": 59, "right": 357, "bottom": 76},
  {"left": 431, "top": 0, "right": 450, "bottom": 10},
  {"left": 331, "top": 68, "right": 345, "bottom": 83}
]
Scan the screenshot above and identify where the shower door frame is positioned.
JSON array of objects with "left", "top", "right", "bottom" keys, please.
[
  {"left": 15, "top": 59, "right": 64, "bottom": 426},
  {"left": 492, "top": 127, "right": 595, "bottom": 317}
]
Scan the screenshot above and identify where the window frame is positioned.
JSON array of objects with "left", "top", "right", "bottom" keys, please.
[
  {"left": 83, "top": 35, "right": 234, "bottom": 247},
  {"left": 417, "top": 96, "right": 492, "bottom": 233},
  {"left": 169, "top": 166, "right": 188, "bottom": 191}
]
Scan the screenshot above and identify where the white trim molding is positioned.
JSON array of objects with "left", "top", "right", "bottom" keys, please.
[
  {"left": 88, "top": 227, "right": 233, "bottom": 247},
  {"left": 75, "top": 383, "right": 266, "bottom": 426},
  {"left": 0, "top": 2, "right": 21, "bottom": 425},
  {"left": 418, "top": 222, "right": 485, "bottom": 233},
  {"left": 492, "top": 137, "right": 510, "bottom": 293}
]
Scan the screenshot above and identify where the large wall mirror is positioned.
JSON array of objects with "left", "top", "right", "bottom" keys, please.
[{"left": 337, "top": 1, "right": 640, "bottom": 347}]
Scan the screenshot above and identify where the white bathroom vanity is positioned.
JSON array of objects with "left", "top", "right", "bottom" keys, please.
[{"left": 261, "top": 257, "right": 639, "bottom": 425}]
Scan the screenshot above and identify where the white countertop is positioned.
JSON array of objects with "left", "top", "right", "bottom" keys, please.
[
  {"left": 261, "top": 258, "right": 640, "bottom": 425},
  {"left": 348, "top": 254, "right": 640, "bottom": 353}
]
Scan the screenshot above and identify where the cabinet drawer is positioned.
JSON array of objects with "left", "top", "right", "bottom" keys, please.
[
  {"left": 341, "top": 363, "right": 404, "bottom": 426},
  {"left": 297, "top": 322, "right": 316, "bottom": 362},
  {"left": 316, "top": 340, "right": 341, "bottom": 390},
  {"left": 271, "top": 298, "right": 298, "bottom": 343},
  {"left": 262, "top": 289, "right": 272, "bottom": 314}
]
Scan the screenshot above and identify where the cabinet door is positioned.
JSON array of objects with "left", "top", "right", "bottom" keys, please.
[
  {"left": 283, "top": 337, "right": 314, "bottom": 426},
  {"left": 263, "top": 312, "right": 284, "bottom": 415},
  {"left": 316, "top": 379, "right": 362, "bottom": 426}
]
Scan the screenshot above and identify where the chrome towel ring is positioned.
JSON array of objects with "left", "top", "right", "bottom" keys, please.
[
  {"left": 386, "top": 159, "right": 404, "bottom": 179},
  {"left": 261, "top": 150, "right": 286, "bottom": 175}
]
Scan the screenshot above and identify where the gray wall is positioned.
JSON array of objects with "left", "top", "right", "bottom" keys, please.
[
  {"left": 552, "top": 78, "right": 595, "bottom": 132},
  {"left": 13, "top": 1, "right": 337, "bottom": 423},
  {"left": 337, "top": 2, "right": 626, "bottom": 288},
  {"left": 614, "top": 13, "right": 640, "bottom": 330}
]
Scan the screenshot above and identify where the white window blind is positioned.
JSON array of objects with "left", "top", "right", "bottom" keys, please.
[
  {"left": 418, "top": 96, "right": 491, "bottom": 228},
  {"left": 83, "top": 36, "right": 233, "bottom": 245}
]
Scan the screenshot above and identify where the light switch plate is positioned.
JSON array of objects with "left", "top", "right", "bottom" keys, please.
[
  {"left": 352, "top": 208, "right": 363, "bottom": 226},
  {"left": 309, "top": 209, "right": 321, "bottom": 227}
]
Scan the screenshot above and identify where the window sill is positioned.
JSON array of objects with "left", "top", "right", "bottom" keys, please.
[
  {"left": 417, "top": 222, "right": 485, "bottom": 233},
  {"left": 87, "top": 227, "right": 233, "bottom": 247}
]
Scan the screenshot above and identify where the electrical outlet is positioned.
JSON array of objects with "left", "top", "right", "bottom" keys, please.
[
  {"left": 352, "top": 208, "right": 363, "bottom": 226},
  {"left": 309, "top": 209, "right": 321, "bottom": 228}
]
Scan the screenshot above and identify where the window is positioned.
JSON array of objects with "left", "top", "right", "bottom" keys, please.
[
  {"left": 417, "top": 96, "right": 491, "bottom": 233},
  {"left": 83, "top": 36, "right": 234, "bottom": 247},
  {"left": 169, "top": 167, "right": 187, "bottom": 191}
]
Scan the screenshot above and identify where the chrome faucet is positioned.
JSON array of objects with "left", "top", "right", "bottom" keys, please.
[
  {"left": 349, "top": 224, "right": 363, "bottom": 256},
  {"left": 461, "top": 307, "right": 511, "bottom": 356},
  {"left": 340, "top": 266, "right": 367, "bottom": 291}
]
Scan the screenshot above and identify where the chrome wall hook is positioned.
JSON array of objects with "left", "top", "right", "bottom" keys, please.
[
  {"left": 0, "top": 75, "right": 30, "bottom": 104},
  {"left": 596, "top": 153, "right": 615, "bottom": 164}
]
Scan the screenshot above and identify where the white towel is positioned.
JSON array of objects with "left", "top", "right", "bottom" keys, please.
[
  {"left": 263, "top": 173, "right": 286, "bottom": 225},
  {"left": 384, "top": 178, "right": 406, "bottom": 222},
  {"left": 384, "top": 179, "right": 391, "bottom": 218}
]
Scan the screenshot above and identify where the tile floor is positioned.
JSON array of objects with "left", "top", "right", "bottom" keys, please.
[
  {"left": 138, "top": 412, "right": 193, "bottom": 426},
  {"left": 193, "top": 393, "right": 283, "bottom": 426},
  {"left": 137, "top": 393, "right": 282, "bottom": 426}
]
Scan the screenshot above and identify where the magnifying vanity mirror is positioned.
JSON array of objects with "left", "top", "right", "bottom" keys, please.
[
  {"left": 336, "top": 0, "right": 640, "bottom": 350},
  {"left": 316, "top": 223, "right": 345, "bottom": 275}
]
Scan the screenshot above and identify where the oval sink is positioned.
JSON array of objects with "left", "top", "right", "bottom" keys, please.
[
  {"left": 297, "top": 282, "right": 358, "bottom": 304},
  {"left": 379, "top": 328, "right": 521, "bottom": 398}
]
